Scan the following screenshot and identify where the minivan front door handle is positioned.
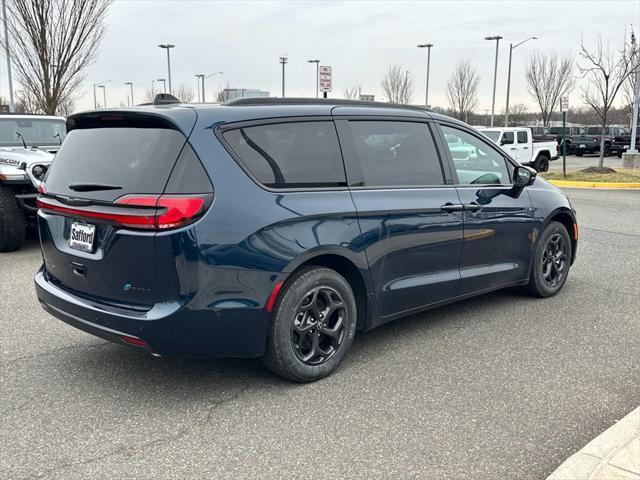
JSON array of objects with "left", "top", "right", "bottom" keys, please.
[{"left": 441, "top": 203, "right": 464, "bottom": 213}]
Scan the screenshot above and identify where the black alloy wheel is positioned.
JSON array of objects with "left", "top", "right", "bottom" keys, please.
[
  {"left": 290, "top": 286, "right": 346, "bottom": 365},
  {"left": 541, "top": 232, "right": 568, "bottom": 288}
]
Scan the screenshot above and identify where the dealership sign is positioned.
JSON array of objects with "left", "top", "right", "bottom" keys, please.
[{"left": 319, "top": 65, "right": 332, "bottom": 93}]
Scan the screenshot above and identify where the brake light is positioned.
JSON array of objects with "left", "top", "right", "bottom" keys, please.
[
  {"left": 36, "top": 193, "right": 210, "bottom": 231},
  {"left": 116, "top": 195, "right": 208, "bottom": 230},
  {"left": 119, "top": 335, "right": 149, "bottom": 347}
]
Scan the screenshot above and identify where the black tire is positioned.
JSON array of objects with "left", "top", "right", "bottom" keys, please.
[
  {"left": 576, "top": 151, "right": 583, "bottom": 157},
  {"left": 0, "top": 185, "right": 26, "bottom": 252},
  {"left": 604, "top": 144, "right": 611, "bottom": 157},
  {"left": 533, "top": 154, "right": 550, "bottom": 172},
  {"left": 617, "top": 150, "right": 623, "bottom": 158},
  {"left": 263, "top": 266, "right": 357, "bottom": 382},
  {"left": 525, "top": 221, "right": 572, "bottom": 298}
]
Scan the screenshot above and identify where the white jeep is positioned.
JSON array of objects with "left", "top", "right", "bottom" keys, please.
[{"left": 0, "top": 114, "right": 66, "bottom": 251}]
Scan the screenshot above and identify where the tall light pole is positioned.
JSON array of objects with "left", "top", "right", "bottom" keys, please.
[
  {"left": 157, "top": 78, "right": 166, "bottom": 93},
  {"left": 485, "top": 35, "right": 503, "bottom": 127},
  {"left": 124, "top": 82, "right": 134, "bottom": 106},
  {"left": 195, "top": 74, "right": 204, "bottom": 102},
  {"left": 504, "top": 36, "right": 537, "bottom": 126},
  {"left": 202, "top": 72, "right": 223, "bottom": 102},
  {"left": 279, "top": 55, "right": 288, "bottom": 98},
  {"left": 417, "top": 43, "right": 434, "bottom": 107},
  {"left": 93, "top": 80, "right": 109, "bottom": 109},
  {"left": 2, "top": 0, "right": 14, "bottom": 112},
  {"left": 307, "top": 59, "right": 320, "bottom": 98},
  {"left": 158, "top": 43, "right": 175, "bottom": 94},
  {"left": 98, "top": 84, "right": 106, "bottom": 108}
]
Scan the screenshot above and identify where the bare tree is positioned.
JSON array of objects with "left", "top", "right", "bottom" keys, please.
[
  {"left": 578, "top": 34, "right": 638, "bottom": 167},
  {"left": 343, "top": 86, "right": 359, "bottom": 100},
  {"left": 526, "top": 51, "right": 574, "bottom": 127},
  {"left": 3, "top": 0, "right": 111, "bottom": 115},
  {"left": 15, "top": 89, "right": 41, "bottom": 113},
  {"left": 380, "top": 64, "right": 413, "bottom": 104},
  {"left": 509, "top": 103, "right": 528, "bottom": 125},
  {"left": 446, "top": 60, "right": 480, "bottom": 122},
  {"left": 174, "top": 84, "right": 195, "bottom": 102}
]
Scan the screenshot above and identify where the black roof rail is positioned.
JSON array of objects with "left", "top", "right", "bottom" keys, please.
[{"left": 224, "top": 97, "right": 432, "bottom": 113}]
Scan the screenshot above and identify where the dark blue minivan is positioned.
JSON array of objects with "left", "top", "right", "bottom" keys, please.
[{"left": 35, "top": 97, "right": 577, "bottom": 382}]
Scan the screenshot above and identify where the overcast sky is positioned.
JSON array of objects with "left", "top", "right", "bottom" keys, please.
[{"left": 1, "top": 0, "right": 639, "bottom": 113}]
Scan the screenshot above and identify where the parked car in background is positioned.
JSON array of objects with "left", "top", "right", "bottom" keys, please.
[
  {"left": 548, "top": 126, "right": 586, "bottom": 154},
  {"left": 0, "top": 114, "right": 66, "bottom": 251},
  {"left": 34, "top": 97, "right": 577, "bottom": 382},
  {"left": 571, "top": 126, "right": 627, "bottom": 156},
  {"left": 612, "top": 131, "right": 640, "bottom": 157},
  {"left": 479, "top": 127, "right": 558, "bottom": 172}
]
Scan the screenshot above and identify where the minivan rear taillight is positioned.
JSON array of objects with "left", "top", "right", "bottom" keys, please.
[{"left": 36, "top": 194, "right": 211, "bottom": 231}]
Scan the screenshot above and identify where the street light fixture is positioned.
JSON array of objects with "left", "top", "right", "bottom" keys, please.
[
  {"left": 485, "top": 35, "right": 503, "bottom": 127},
  {"left": 98, "top": 84, "right": 107, "bottom": 109},
  {"left": 158, "top": 43, "right": 175, "bottom": 94},
  {"left": 279, "top": 55, "right": 288, "bottom": 98},
  {"left": 504, "top": 36, "right": 537, "bottom": 126},
  {"left": 417, "top": 43, "right": 434, "bottom": 107},
  {"left": 307, "top": 59, "right": 320, "bottom": 98},
  {"left": 124, "top": 82, "right": 134, "bottom": 106},
  {"left": 157, "top": 78, "right": 166, "bottom": 93},
  {"left": 202, "top": 72, "right": 223, "bottom": 102},
  {"left": 92, "top": 80, "right": 109, "bottom": 109}
]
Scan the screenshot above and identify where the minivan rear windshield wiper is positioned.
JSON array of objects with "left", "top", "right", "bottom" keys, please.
[{"left": 68, "top": 182, "right": 123, "bottom": 192}]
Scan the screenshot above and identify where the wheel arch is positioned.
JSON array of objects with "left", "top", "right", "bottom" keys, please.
[
  {"left": 543, "top": 208, "right": 577, "bottom": 265},
  {"left": 283, "top": 250, "right": 372, "bottom": 331}
]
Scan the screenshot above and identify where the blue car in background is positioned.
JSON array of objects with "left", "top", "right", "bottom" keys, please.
[{"left": 34, "top": 97, "right": 577, "bottom": 382}]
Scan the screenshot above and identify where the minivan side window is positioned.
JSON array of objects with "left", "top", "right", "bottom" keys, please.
[
  {"left": 517, "top": 131, "right": 528, "bottom": 143},
  {"left": 441, "top": 125, "right": 511, "bottom": 185},
  {"left": 223, "top": 121, "right": 346, "bottom": 188},
  {"left": 347, "top": 121, "right": 444, "bottom": 187}
]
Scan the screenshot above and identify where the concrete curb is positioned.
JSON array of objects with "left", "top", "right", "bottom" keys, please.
[
  {"left": 547, "top": 406, "right": 640, "bottom": 480},
  {"left": 547, "top": 180, "right": 640, "bottom": 189}
]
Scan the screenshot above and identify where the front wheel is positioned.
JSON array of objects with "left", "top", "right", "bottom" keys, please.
[
  {"left": 263, "top": 266, "right": 357, "bottom": 382},
  {"left": 0, "top": 186, "right": 26, "bottom": 252},
  {"left": 525, "top": 221, "right": 572, "bottom": 298},
  {"left": 533, "top": 154, "right": 550, "bottom": 172}
]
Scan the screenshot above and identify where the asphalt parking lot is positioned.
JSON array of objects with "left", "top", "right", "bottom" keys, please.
[
  {"left": 548, "top": 153, "right": 625, "bottom": 171},
  {"left": 1, "top": 188, "right": 639, "bottom": 480}
]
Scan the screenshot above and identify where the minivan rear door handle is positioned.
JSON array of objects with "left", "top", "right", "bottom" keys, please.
[
  {"left": 465, "top": 202, "right": 482, "bottom": 212},
  {"left": 441, "top": 203, "right": 464, "bottom": 213}
]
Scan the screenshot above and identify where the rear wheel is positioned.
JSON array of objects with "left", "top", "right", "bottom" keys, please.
[
  {"left": 533, "top": 154, "right": 550, "bottom": 172},
  {"left": 525, "top": 221, "right": 572, "bottom": 298},
  {"left": 575, "top": 151, "right": 583, "bottom": 157},
  {"left": 604, "top": 144, "right": 611, "bottom": 157},
  {"left": 0, "top": 186, "right": 26, "bottom": 252},
  {"left": 263, "top": 266, "right": 357, "bottom": 382}
]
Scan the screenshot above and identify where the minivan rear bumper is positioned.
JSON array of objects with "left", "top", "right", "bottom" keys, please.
[{"left": 34, "top": 268, "right": 269, "bottom": 358}]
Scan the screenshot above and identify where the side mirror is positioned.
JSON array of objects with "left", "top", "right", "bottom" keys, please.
[{"left": 513, "top": 165, "right": 536, "bottom": 187}]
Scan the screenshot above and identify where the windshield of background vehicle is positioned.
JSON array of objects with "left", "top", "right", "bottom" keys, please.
[
  {"left": 479, "top": 130, "right": 500, "bottom": 141},
  {"left": 0, "top": 118, "right": 67, "bottom": 147}
]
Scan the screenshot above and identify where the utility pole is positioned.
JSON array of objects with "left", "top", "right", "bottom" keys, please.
[
  {"left": 98, "top": 85, "right": 106, "bottom": 108},
  {"left": 279, "top": 55, "right": 288, "bottom": 98},
  {"left": 158, "top": 44, "right": 175, "bottom": 94},
  {"left": 195, "top": 74, "right": 204, "bottom": 102},
  {"left": 485, "top": 35, "right": 503, "bottom": 127},
  {"left": 307, "top": 59, "right": 320, "bottom": 98},
  {"left": 2, "top": 0, "right": 14, "bottom": 112},
  {"left": 125, "top": 82, "right": 134, "bottom": 106},
  {"left": 417, "top": 43, "right": 434, "bottom": 107},
  {"left": 629, "top": 64, "right": 640, "bottom": 154},
  {"left": 504, "top": 36, "right": 537, "bottom": 127}
]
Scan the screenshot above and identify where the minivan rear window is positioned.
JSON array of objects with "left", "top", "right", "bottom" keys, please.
[
  {"left": 44, "top": 128, "right": 187, "bottom": 202},
  {"left": 222, "top": 121, "right": 346, "bottom": 188}
]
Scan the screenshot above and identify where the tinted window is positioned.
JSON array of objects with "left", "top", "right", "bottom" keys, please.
[
  {"left": 517, "top": 131, "right": 528, "bottom": 143},
  {"left": 503, "top": 131, "right": 514, "bottom": 145},
  {"left": 223, "top": 121, "right": 345, "bottom": 188},
  {"left": 348, "top": 121, "right": 443, "bottom": 186},
  {"left": 587, "top": 127, "right": 609, "bottom": 135},
  {"left": 45, "top": 128, "right": 187, "bottom": 202},
  {"left": 441, "top": 126, "right": 511, "bottom": 185}
]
